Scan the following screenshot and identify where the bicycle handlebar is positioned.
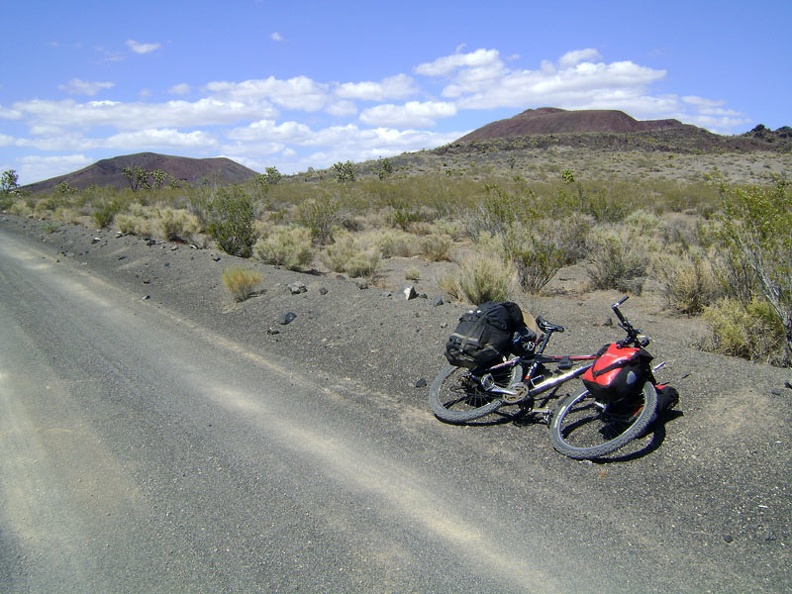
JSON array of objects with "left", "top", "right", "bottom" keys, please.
[{"left": 611, "top": 295, "right": 647, "bottom": 347}]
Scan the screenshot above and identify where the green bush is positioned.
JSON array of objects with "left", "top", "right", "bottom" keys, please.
[
  {"left": 93, "top": 198, "right": 125, "bottom": 229},
  {"left": 700, "top": 297, "right": 786, "bottom": 365},
  {"left": 420, "top": 233, "right": 453, "bottom": 262},
  {"left": 712, "top": 176, "right": 792, "bottom": 365},
  {"left": 501, "top": 215, "right": 591, "bottom": 294},
  {"left": 293, "top": 194, "right": 340, "bottom": 245},
  {"left": 206, "top": 187, "right": 258, "bottom": 258}
]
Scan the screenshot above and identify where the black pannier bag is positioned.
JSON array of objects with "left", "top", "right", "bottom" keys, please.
[
  {"left": 445, "top": 301, "right": 525, "bottom": 369},
  {"left": 581, "top": 343, "right": 653, "bottom": 402}
]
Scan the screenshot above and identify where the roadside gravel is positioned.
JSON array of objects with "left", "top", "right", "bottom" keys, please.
[{"left": 3, "top": 213, "right": 791, "bottom": 589}]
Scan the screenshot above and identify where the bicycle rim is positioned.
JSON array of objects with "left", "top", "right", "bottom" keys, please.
[
  {"left": 429, "top": 360, "right": 522, "bottom": 424},
  {"left": 549, "top": 381, "right": 658, "bottom": 460}
]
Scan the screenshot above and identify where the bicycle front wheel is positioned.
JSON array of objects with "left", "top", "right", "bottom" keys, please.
[
  {"left": 429, "top": 359, "right": 523, "bottom": 424},
  {"left": 549, "top": 381, "right": 658, "bottom": 460}
]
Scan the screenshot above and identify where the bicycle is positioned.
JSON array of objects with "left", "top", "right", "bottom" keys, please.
[{"left": 429, "top": 296, "right": 666, "bottom": 460}]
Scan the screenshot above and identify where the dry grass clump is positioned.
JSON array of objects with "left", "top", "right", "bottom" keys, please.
[
  {"left": 254, "top": 226, "right": 313, "bottom": 271},
  {"left": 159, "top": 208, "right": 200, "bottom": 243},
  {"left": 698, "top": 297, "right": 786, "bottom": 365},
  {"left": 454, "top": 253, "right": 514, "bottom": 305},
  {"left": 116, "top": 213, "right": 153, "bottom": 237},
  {"left": 321, "top": 232, "right": 381, "bottom": 279},
  {"left": 221, "top": 267, "right": 263, "bottom": 302},
  {"left": 585, "top": 228, "right": 649, "bottom": 293},
  {"left": 654, "top": 249, "right": 721, "bottom": 315}
]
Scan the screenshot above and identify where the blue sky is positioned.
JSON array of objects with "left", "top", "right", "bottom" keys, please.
[{"left": 1, "top": 0, "right": 789, "bottom": 184}]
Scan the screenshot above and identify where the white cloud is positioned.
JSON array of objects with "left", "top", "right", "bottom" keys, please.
[
  {"left": 421, "top": 47, "right": 669, "bottom": 115},
  {"left": 58, "top": 78, "right": 115, "bottom": 96},
  {"left": 4, "top": 46, "right": 751, "bottom": 183},
  {"left": 336, "top": 74, "right": 416, "bottom": 101},
  {"left": 101, "top": 129, "right": 217, "bottom": 150},
  {"left": 126, "top": 39, "right": 162, "bottom": 54},
  {"left": 206, "top": 76, "right": 329, "bottom": 111},
  {"left": 169, "top": 83, "right": 192, "bottom": 95},
  {"left": 360, "top": 101, "right": 457, "bottom": 128},
  {"left": 415, "top": 48, "right": 501, "bottom": 77},
  {"left": 558, "top": 48, "right": 602, "bottom": 68},
  {"left": 17, "top": 153, "right": 94, "bottom": 183},
  {"left": 271, "top": 32, "right": 283, "bottom": 42},
  {"left": 227, "top": 119, "right": 313, "bottom": 143}
]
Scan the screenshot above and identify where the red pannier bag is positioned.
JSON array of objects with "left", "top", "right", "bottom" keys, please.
[{"left": 581, "top": 343, "right": 653, "bottom": 402}]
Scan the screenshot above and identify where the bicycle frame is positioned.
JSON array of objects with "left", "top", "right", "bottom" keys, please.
[
  {"left": 429, "top": 296, "right": 671, "bottom": 459},
  {"left": 473, "top": 296, "right": 649, "bottom": 414}
]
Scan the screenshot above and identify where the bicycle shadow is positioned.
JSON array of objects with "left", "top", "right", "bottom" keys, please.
[
  {"left": 468, "top": 407, "right": 685, "bottom": 463},
  {"left": 586, "top": 409, "right": 685, "bottom": 463}
]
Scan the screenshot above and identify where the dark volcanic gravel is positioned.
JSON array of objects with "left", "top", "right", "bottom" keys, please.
[{"left": 2, "top": 213, "right": 791, "bottom": 591}]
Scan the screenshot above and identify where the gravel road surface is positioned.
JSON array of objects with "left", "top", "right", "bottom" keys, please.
[{"left": 1, "top": 215, "right": 789, "bottom": 593}]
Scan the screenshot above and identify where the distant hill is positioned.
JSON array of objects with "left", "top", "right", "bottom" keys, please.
[
  {"left": 447, "top": 107, "right": 792, "bottom": 153},
  {"left": 23, "top": 152, "right": 259, "bottom": 194}
]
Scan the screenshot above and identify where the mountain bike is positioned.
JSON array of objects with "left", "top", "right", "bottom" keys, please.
[{"left": 430, "top": 296, "right": 666, "bottom": 460}]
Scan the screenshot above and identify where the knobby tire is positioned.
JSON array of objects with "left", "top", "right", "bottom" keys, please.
[
  {"left": 429, "top": 359, "right": 523, "bottom": 424},
  {"left": 549, "top": 381, "right": 658, "bottom": 460}
]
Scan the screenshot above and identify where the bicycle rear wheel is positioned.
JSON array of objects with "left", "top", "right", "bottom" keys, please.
[
  {"left": 429, "top": 359, "right": 523, "bottom": 424},
  {"left": 549, "top": 381, "right": 658, "bottom": 460}
]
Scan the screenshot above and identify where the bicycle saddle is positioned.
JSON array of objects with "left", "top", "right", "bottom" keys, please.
[{"left": 536, "top": 316, "right": 565, "bottom": 333}]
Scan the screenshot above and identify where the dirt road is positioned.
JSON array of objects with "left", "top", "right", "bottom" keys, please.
[{"left": 1, "top": 218, "right": 789, "bottom": 593}]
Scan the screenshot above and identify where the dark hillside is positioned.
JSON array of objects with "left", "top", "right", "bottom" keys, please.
[
  {"left": 23, "top": 152, "right": 259, "bottom": 194},
  {"left": 456, "top": 107, "right": 688, "bottom": 142},
  {"left": 447, "top": 108, "right": 792, "bottom": 154}
]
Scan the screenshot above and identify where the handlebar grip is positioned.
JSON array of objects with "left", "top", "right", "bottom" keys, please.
[{"left": 612, "top": 295, "right": 629, "bottom": 309}]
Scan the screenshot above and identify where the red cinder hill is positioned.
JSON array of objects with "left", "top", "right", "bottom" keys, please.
[
  {"left": 23, "top": 152, "right": 259, "bottom": 194},
  {"left": 456, "top": 107, "right": 689, "bottom": 142}
]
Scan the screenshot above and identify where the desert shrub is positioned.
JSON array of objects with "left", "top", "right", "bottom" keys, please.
[
  {"left": 711, "top": 176, "right": 792, "bottom": 364},
  {"left": 389, "top": 204, "right": 425, "bottom": 230},
  {"left": 699, "top": 297, "right": 786, "bottom": 365},
  {"left": 7, "top": 200, "right": 32, "bottom": 217},
  {"left": 52, "top": 207, "right": 80, "bottom": 225},
  {"left": 293, "top": 194, "right": 341, "bottom": 245},
  {"left": 585, "top": 228, "right": 649, "bottom": 293},
  {"left": 221, "top": 267, "right": 262, "bottom": 302},
  {"left": 420, "top": 233, "right": 453, "bottom": 262},
  {"left": 206, "top": 187, "right": 258, "bottom": 258},
  {"left": 321, "top": 232, "right": 381, "bottom": 278},
  {"left": 116, "top": 214, "right": 153, "bottom": 237},
  {"left": 438, "top": 273, "right": 462, "bottom": 301},
  {"left": 344, "top": 250, "right": 381, "bottom": 278},
  {"left": 0, "top": 193, "right": 13, "bottom": 211},
  {"left": 159, "top": 208, "right": 200, "bottom": 243},
  {"left": 654, "top": 249, "right": 722, "bottom": 315},
  {"left": 253, "top": 226, "right": 313, "bottom": 271},
  {"left": 456, "top": 253, "right": 514, "bottom": 305},
  {"left": 93, "top": 197, "right": 126, "bottom": 229},
  {"left": 376, "top": 229, "right": 421, "bottom": 258},
  {"left": 405, "top": 267, "right": 421, "bottom": 281},
  {"left": 501, "top": 223, "right": 566, "bottom": 294},
  {"left": 559, "top": 182, "right": 633, "bottom": 224},
  {"left": 500, "top": 215, "right": 592, "bottom": 294},
  {"left": 466, "top": 184, "right": 536, "bottom": 240}
]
